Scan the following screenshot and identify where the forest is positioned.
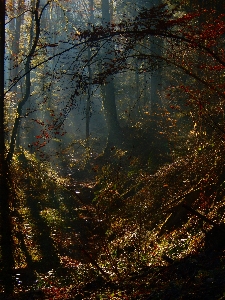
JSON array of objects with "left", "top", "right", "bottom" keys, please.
[{"left": 1, "top": 0, "right": 225, "bottom": 299}]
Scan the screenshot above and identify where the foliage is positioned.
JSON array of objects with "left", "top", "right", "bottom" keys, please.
[{"left": 2, "top": 1, "right": 225, "bottom": 299}]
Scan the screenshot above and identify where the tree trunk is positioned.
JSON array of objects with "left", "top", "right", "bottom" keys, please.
[
  {"left": 101, "top": 0, "right": 122, "bottom": 149},
  {"left": 150, "top": 37, "right": 163, "bottom": 115},
  {"left": 7, "top": 0, "right": 41, "bottom": 163},
  {"left": 11, "top": 0, "right": 24, "bottom": 93},
  {"left": 0, "top": 0, "right": 15, "bottom": 294},
  {"left": 86, "top": 0, "right": 94, "bottom": 148}
]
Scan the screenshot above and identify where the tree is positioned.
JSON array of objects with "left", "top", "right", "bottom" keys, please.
[
  {"left": 100, "top": 0, "right": 123, "bottom": 149},
  {"left": 6, "top": 0, "right": 43, "bottom": 163},
  {"left": 0, "top": 0, "right": 15, "bottom": 294},
  {"left": 8, "top": 0, "right": 25, "bottom": 93},
  {"left": 86, "top": 0, "right": 94, "bottom": 146},
  {"left": 0, "top": 0, "right": 5, "bottom": 160}
]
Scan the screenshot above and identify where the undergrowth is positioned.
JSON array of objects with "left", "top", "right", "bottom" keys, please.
[{"left": 1, "top": 135, "right": 225, "bottom": 299}]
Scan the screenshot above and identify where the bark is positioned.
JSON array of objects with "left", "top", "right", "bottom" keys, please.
[
  {"left": 86, "top": 0, "right": 94, "bottom": 146},
  {"left": 0, "top": 0, "right": 5, "bottom": 158},
  {"left": 0, "top": 0, "right": 15, "bottom": 294},
  {"left": 11, "top": 0, "right": 24, "bottom": 93},
  {"left": 135, "top": 60, "right": 140, "bottom": 118},
  {"left": 7, "top": 0, "right": 43, "bottom": 163},
  {"left": 150, "top": 33, "right": 163, "bottom": 115},
  {"left": 101, "top": 0, "right": 122, "bottom": 148}
]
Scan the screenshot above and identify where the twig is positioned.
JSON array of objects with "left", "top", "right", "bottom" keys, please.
[{"left": 182, "top": 204, "right": 225, "bottom": 232}]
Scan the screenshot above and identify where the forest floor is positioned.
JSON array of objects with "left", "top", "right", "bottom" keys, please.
[
  {"left": 1, "top": 227, "right": 225, "bottom": 299},
  {"left": 1, "top": 126, "right": 225, "bottom": 299}
]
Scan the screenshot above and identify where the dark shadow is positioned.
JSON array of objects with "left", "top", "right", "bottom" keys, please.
[
  {"left": 26, "top": 196, "right": 61, "bottom": 272},
  {"left": 0, "top": 172, "right": 15, "bottom": 296},
  {"left": 0, "top": 289, "right": 45, "bottom": 300},
  {"left": 9, "top": 210, "right": 37, "bottom": 288}
]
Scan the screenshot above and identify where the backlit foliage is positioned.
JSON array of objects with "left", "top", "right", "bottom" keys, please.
[{"left": 1, "top": 1, "right": 225, "bottom": 299}]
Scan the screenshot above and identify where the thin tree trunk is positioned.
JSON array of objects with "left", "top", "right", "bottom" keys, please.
[
  {"left": 7, "top": 0, "right": 41, "bottom": 163},
  {"left": 86, "top": 48, "right": 91, "bottom": 146},
  {"left": 135, "top": 60, "right": 140, "bottom": 118},
  {"left": 150, "top": 36, "right": 162, "bottom": 116},
  {"left": 86, "top": 0, "right": 94, "bottom": 147},
  {"left": 101, "top": 0, "right": 122, "bottom": 148},
  {"left": 11, "top": 0, "right": 24, "bottom": 94}
]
